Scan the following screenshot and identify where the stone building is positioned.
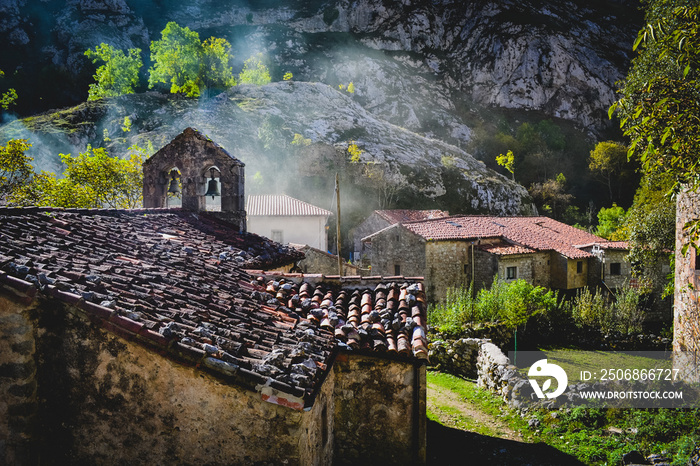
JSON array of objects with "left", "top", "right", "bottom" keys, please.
[
  {"left": 287, "top": 244, "right": 361, "bottom": 276},
  {"left": 352, "top": 210, "right": 449, "bottom": 264},
  {"left": 0, "top": 207, "right": 427, "bottom": 465},
  {"left": 362, "top": 215, "right": 633, "bottom": 302},
  {"left": 675, "top": 189, "right": 700, "bottom": 354},
  {"left": 142, "top": 127, "right": 247, "bottom": 231},
  {"left": 247, "top": 194, "right": 332, "bottom": 251},
  {"left": 673, "top": 189, "right": 700, "bottom": 382}
]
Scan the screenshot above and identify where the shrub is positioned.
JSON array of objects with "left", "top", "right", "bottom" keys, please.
[
  {"left": 428, "top": 278, "right": 560, "bottom": 333},
  {"left": 569, "top": 282, "right": 645, "bottom": 334}
]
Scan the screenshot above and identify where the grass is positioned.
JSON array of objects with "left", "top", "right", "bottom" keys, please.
[
  {"left": 427, "top": 370, "right": 700, "bottom": 465},
  {"left": 427, "top": 371, "right": 532, "bottom": 438},
  {"left": 512, "top": 349, "right": 673, "bottom": 383}
]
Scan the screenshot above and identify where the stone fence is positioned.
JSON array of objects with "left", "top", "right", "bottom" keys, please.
[
  {"left": 429, "top": 337, "right": 536, "bottom": 410},
  {"left": 429, "top": 336, "right": 687, "bottom": 411}
]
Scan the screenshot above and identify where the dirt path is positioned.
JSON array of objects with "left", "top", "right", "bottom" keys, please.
[
  {"left": 427, "top": 380, "right": 522, "bottom": 441},
  {"left": 426, "top": 378, "right": 586, "bottom": 465}
]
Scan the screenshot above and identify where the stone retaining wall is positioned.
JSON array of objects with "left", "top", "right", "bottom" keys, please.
[{"left": 429, "top": 337, "right": 534, "bottom": 410}]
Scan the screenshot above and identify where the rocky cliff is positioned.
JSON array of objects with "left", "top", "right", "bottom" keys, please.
[
  {"left": 0, "top": 0, "right": 641, "bottom": 143},
  {"left": 0, "top": 81, "right": 535, "bottom": 216}
]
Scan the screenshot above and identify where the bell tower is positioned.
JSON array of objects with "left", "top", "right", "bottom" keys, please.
[{"left": 142, "top": 127, "right": 246, "bottom": 232}]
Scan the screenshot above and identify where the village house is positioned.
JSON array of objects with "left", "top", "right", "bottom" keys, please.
[
  {"left": 352, "top": 210, "right": 449, "bottom": 265},
  {"left": 0, "top": 128, "right": 428, "bottom": 465},
  {"left": 288, "top": 243, "right": 361, "bottom": 276},
  {"left": 247, "top": 194, "right": 332, "bottom": 251},
  {"left": 361, "top": 215, "right": 637, "bottom": 302}
]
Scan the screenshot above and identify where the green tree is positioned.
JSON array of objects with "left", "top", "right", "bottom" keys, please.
[
  {"left": 149, "top": 22, "right": 203, "bottom": 97},
  {"left": 496, "top": 150, "right": 515, "bottom": 179},
  {"left": 624, "top": 172, "right": 676, "bottom": 292},
  {"left": 10, "top": 145, "right": 144, "bottom": 209},
  {"left": 610, "top": 1, "right": 700, "bottom": 192},
  {"left": 0, "top": 139, "right": 33, "bottom": 204},
  {"left": 84, "top": 43, "right": 143, "bottom": 100},
  {"left": 0, "top": 69, "right": 18, "bottom": 111},
  {"left": 595, "top": 204, "right": 627, "bottom": 240},
  {"left": 148, "top": 22, "right": 236, "bottom": 97},
  {"left": 238, "top": 53, "right": 271, "bottom": 85},
  {"left": 528, "top": 173, "right": 573, "bottom": 220},
  {"left": 200, "top": 37, "right": 237, "bottom": 93},
  {"left": 589, "top": 141, "right": 631, "bottom": 203}
]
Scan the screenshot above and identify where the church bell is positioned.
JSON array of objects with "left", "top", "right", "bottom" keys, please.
[{"left": 204, "top": 167, "right": 220, "bottom": 199}]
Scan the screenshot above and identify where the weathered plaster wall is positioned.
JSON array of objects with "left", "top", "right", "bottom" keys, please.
[
  {"left": 332, "top": 353, "right": 426, "bottom": 465},
  {"left": 248, "top": 215, "right": 329, "bottom": 251},
  {"left": 675, "top": 190, "right": 700, "bottom": 354},
  {"left": 0, "top": 290, "right": 38, "bottom": 466},
  {"left": 567, "top": 258, "right": 588, "bottom": 290},
  {"left": 14, "top": 298, "right": 325, "bottom": 465}
]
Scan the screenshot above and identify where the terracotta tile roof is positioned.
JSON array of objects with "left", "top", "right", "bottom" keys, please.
[
  {"left": 0, "top": 207, "right": 427, "bottom": 410},
  {"left": 0, "top": 207, "right": 325, "bottom": 409},
  {"left": 402, "top": 216, "right": 608, "bottom": 259},
  {"left": 375, "top": 209, "right": 450, "bottom": 224},
  {"left": 246, "top": 194, "right": 332, "bottom": 217},
  {"left": 593, "top": 241, "right": 630, "bottom": 250},
  {"left": 478, "top": 243, "right": 536, "bottom": 255},
  {"left": 248, "top": 272, "right": 428, "bottom": 360}
]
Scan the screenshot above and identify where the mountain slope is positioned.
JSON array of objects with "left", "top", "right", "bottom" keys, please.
[
  {"left": 0, "top": 0, "right": 642, "bottom": 144},
  {"left": 0, "top": 82, "right": 535, "bottom": 216}
]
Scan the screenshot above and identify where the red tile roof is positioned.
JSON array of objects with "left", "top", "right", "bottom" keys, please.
[
  {"left": 246, "top": 195, "right": 332, "bottom": 217},
  {"left": 375, "top": 209, "right": 449, "bottom": 224},
  {"left": 478, "top": 243, "right": 536, "bottom": 255},
  {"left": 402, "top": 216, "right": 610, "bottom": 259},
  {"left": 0, "top": 207, "right": 426, "bottom": 410},
  {"left": 250, "top": 273, "right": 428, "bottom": 360}
]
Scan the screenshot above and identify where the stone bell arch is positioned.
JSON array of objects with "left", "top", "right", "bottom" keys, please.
[{"left": 142, "top": 127, "right": 246, "bottom": 232}]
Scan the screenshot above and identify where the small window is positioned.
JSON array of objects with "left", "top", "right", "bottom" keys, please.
[
  {"left": 610, "top": 262, "right": 621, "bottom": 276},
  {"left": 394, "top": 264, "right": 401, "bottom": 276},
  {"left": 271, "top": 230, "right": 284, "bottom": 243},
  {"left": 576, "top": 261, "right": 583, "bottom": 274},
  {"left": 506, "top": 266, "right": 517, "bottom": 280},
  {"left": 464, "top": 264, "right": 469, "bottom": 275}
]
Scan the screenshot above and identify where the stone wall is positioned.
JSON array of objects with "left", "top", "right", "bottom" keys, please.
[
  {"left": 332, "top": 353, "right": 426, "bottom": 465},
  {"left": 368, "top": 224, "right": 426, "bottom": 280},
  {"left": 428, "top": 337, "right": 534, "bottom": 410},
  {"left": 472, "top": 248, "right": 499, "bottom": 290},
  {"left": 675, "top": 189, "right": 700, "bottom": 354},
  {"left": 2, "top": 294, "right": 332, "bottom": 465},
  {"left": 352, "top": 213, "right": 390, "bottom": 263},
  {"left": 0, "top": 287, "right": 38, "bottom": 465},
  {"left": 425, "top": 241, "right": 471, "bottom": 301},
  {"left": 294, "top": 245, "right": 360, "bottom": 276}
]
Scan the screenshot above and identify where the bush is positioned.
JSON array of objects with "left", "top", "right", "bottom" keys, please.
[
  {"left": 569, "top": 282, "right": 645, "bottom": 334},
  {"left": 428, "top": 278, "right": 560, "bottom": 333}
]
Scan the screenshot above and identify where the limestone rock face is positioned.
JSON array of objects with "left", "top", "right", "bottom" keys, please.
[
  {"left": 0, "top": 82, "right": 535, "bottom": 215},
  {"left": 0, "top": 0, "right": 641, "bottom": 141}
]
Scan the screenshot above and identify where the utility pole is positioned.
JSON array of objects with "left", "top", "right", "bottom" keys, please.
[{"left": 335, "top": 173, "right": 343, "bottom": 276}]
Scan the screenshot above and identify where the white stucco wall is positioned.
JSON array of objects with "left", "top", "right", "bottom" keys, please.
[{"left": 248, "top": 215, "right": 329, "bottom": 250}]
